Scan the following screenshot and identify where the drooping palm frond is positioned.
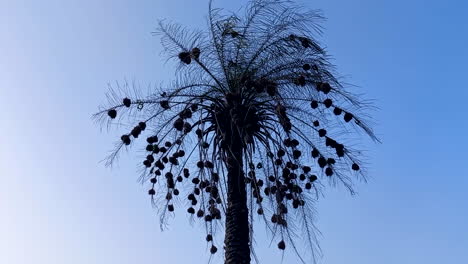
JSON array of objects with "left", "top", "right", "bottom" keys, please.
[{"left": 94, "top": 0, "right": 378, "bottom": 263}]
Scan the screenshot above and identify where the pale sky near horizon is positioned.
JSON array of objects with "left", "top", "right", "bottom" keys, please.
[{"left": 1, "top": 0, "right": 467, "bottom": 263}]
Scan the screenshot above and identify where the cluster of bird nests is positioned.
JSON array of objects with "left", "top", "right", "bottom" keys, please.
[
  {"left": 104, "top": 64, "right": 364, "bottom": 253},
  {"left": 96, "top": 0, "right": 378, "bottom": 261}
]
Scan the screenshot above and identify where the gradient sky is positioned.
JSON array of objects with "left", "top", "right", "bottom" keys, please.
[{"left": 1, "top": 0, "right": 467, "bottom": 263}]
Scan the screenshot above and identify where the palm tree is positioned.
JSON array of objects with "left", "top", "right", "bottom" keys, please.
[{"left": 94, "top": 0, "right": 378, "bottom": 263}]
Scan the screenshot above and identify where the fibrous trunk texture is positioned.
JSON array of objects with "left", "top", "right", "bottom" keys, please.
[{"left": 223, "top": 125, "right": 251, "bottom": 264}]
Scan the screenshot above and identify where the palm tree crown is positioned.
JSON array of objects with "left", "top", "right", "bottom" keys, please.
[{"left": 94, "top": 0, "right": 378, "bottom": 263}]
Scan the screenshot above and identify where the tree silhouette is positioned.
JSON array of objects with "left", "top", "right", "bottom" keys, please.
[{"left": 94, "top": 1, "right": 378, "bottom": 263}]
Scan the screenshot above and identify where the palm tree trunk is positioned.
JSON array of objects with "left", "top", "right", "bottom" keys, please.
[{"left": 224, "top": 130, "right": 251, "bottom": 264}]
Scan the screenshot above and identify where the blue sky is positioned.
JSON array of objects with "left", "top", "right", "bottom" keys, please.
[{"left": 1, "top": 0, "right": 467, "bottom": 263}]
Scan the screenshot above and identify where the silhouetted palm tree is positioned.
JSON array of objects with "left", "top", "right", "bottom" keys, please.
[{"left": 94, "top": 1, "right": 378, "bottom": 263}]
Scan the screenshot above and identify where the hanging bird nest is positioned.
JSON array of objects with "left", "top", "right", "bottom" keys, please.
[
  {"left": 318, "top": 129, "right": 327, "bottom": 137},
  {"left": 188, "top": 193, "right": 196, "bottom": 201},
  {"left": 196, "top": 161, "right": 204, "bottom": 169},
  {"left": 344, "top": 112, "right": 354, "bottom": 122},
  {"left": 152, "top": 145, "right": 160, "bottom": 153},
  {"left": 271, "top": 214, "right": 279, "bottom": 223},
  {"left": 160, "top": 100, "right": 170, "bottom": 109},
  {"left": 107, "top": 109, "right": 117, "bottom": 119},
  {"left": 311, "top": 148, "right": 319, "bottom": 158},
  {"left": 277, "top": 149, "right": 286, "bottom": 157},
  {"left": 146, "top": 136, "right": 158, "bottom": 144},
  {"left": 333, "top": 107, "right": 342, "bottom": 116},
  {"left": 291, "top": 139, "right": 299, "bottom": 147},
  {"left": 121, "top": 135, "right": 131, "bottom": 145},
  {"left": 173, "top": 118, "right": 184, "bottom": 131},
  {"left": 210, "top": 245, "right": 218, "bottom": 254},
  {"left": 336, "top": 144, "right": 345, "bottom": 157},
  {"left": 278, "top": 240, "right": 286, "bottom": 250},
  {"left": 179, "top": 108, "right": 193, "bottom": 119},
  {"left": 323, "top": 99, "right": 333, "bottom": 108},
  {"left": 138, "top": 122, "right": 146, "bottom": 130},
  {"left": 299, "top": 174, "right": 306, "bottom": 181},
  {"left": 169, "top": 157, "right": 179, "bottom": 165},
  {"left": 181, "top": 122, "right": 192, "bottom": 134},
  {"left": 155, "top": 160, "right": 164, "bottom": 170},
  {"left": 265, "top": 80, "right": 278, "bottom": 96},
  {"left": 317, "top": 157, "right": 327, "bottom": 168},
  {"left": 167, "top": 178, "right": 175, "bottom": 189},
  {"left": 168, "top": 204, "right": 174, "bottom": 212},
  {"left": 131, "top": 126, "right": 142, "bottom": 138},
  {"left": 178, "top": 51, "right": 192, "bottom": 64},
  {"left": 123, "top": 98, "right": 131, "bottom": 107},
  {"left": 325, "top": 137, "right": 337, "bottom": 148},
  {"left": 293, "top": 150, "right": 302, "bottom": 159},
  {"left": 352, "top": 163, "right": 360, "bottom": 171},
  {"left": 195, "top": 128, "right": 203, "bottom": 138},
  {"left": 316, "top": 82, "right": 331, "bottom": 94},
  {"left": 309, "top": 175, "right": 318, "bottom": 182},
  {"left": 299, "top": 36, "right": 312, "bottom": 48},
  {"left": 310, "top": 100, "right": 319, "bottom": 109},
  {"left": 191, "top": 47, "right": 201, "bottom": 60},
  {"left": 295, "top": 75, "right": 306, "bottom": 86},
  {"left": 192, "top": 177, "right": 201, "bottom": 184}
]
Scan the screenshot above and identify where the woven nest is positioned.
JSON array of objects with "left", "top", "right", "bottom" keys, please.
[
  {"left": 121, "top": 135, "right": 131, "bottom": 145},
  {"left": 344, "top": 112, "right": 354, "bottom": 122},
  {"left": 191, "top": 47, "right": 201, "bottom": 60},
  {"left": 123, "top": 97, "right": 131, "bottom": 107},
  {"left": 146, "top": 136, "right": 158, "bottom": 144},
  {"left": 178, "top": 51, "right": 191, "bottom": 64},
  {"left": 333, "top": 107, "right": 343, "bottom": 115},
  {"left": 131, "top": 126, "right": 141, "bottom": 138},
  {"left": 310, "top": 100, "right": 319, "bottom": 109},
  {"left": 323, "top": 98, "right": 333, "bottom": 108},
  {"left": 318, "top": 129, "right": 327, "bottom": 137},
  {"left": 352, "top": 163, "right": 360, "bottom": 171},
  {"left": 311, "top": 148, "right": 319, "bottom": 158},
  {"left": 107, "top": 109, "right": 117, "bottom": 119}
]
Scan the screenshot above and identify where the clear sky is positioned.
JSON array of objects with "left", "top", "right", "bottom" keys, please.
[{"left": 1, "top": 0, "right": 467, "bottom": 263}]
